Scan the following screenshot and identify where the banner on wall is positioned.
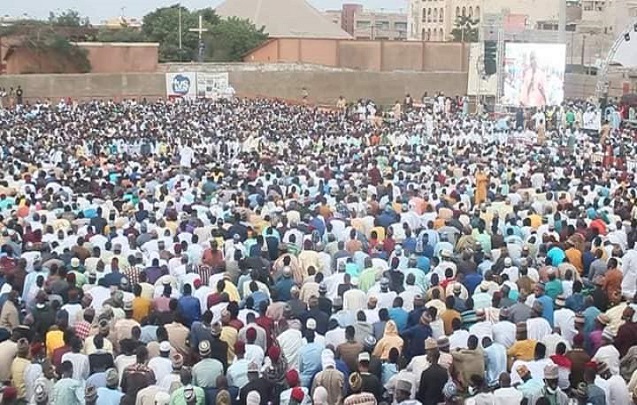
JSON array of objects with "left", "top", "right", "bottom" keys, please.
[
  {"left": 165, "top": 72, "right": 197, "bottom": 100},
  {"left": 196, "top": 72, "right": 229, "bottom": 99}
]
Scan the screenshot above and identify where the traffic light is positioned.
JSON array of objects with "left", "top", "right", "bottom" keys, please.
[{"left": 484, "top": 40, "right": 497, "bottom": 76}]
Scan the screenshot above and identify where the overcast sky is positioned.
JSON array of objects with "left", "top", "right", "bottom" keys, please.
[{"left": 4, "top": 0, "right": 408, "bottom": 22}]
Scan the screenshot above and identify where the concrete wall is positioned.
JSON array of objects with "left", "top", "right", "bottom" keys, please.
[
  {"left": 0, "top": 73, "right": 165, "bottom": 101},
  {"left": 564, "top": 72, "right": 635, "bottom": 100},
  {"left": 2, "top": 66, "right": 622, "bottom": 108},
  {"left": 0, "top": 66, "right": 468, "bottom": 106},
  {"left": 244, "top": 38, "right": 470, "bottom": 72}
]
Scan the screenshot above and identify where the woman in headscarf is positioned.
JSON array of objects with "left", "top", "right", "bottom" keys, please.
[{"left": 372, "top": 320, "right": 403, "bottom": 360}]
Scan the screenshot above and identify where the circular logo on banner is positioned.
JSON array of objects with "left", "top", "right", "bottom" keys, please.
[{"left": 172, "top": 74, "right": 191, "bottom": 95}]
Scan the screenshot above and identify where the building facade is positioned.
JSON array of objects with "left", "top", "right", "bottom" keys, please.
[
  {"left": 324, "top": 4, "right": 408, "bottom": 40},
  {"left": 408, "top": 0, "right": 565, "bottom": 41},
  {"left": 408, "top": 0, "right": 481, "bottom": 41}
]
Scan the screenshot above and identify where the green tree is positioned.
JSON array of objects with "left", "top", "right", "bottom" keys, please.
[
  {"left": 451, "top": 15, "right": 479, "bottom": 42},
  {"left": 48, "top": 9, "right": 90, "bottom": 27},
  {"left": 204, "top": 17, "right": 267, "bottom": 62},
  {"left": 142, "top": 5, "right": 218, "bottom": 62},
  {"left": 96, "top": 27, "right": 147, "bottom": 42}
]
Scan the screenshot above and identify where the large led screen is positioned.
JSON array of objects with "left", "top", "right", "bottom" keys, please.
[{"left": 502, "top": 43, "right": 566, "bottom": 107}]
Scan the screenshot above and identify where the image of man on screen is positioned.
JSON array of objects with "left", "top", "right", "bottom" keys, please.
[{"left": 520, "top": 52, "right": 547, "bottom": 107}]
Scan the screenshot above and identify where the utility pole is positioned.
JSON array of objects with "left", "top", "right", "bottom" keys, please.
[
  {"left": 178, "top": 6, "right": 182, "bottom": 50},
  {"left": 189, "top": 14, "right": 208, "bottom": 62}
]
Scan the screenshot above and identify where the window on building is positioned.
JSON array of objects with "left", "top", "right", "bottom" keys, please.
[
  {"left": 440, "top": 28, "right": 444, "bottom": 40},
  {"left": 439, "top": 8, "right": 444, "bottom": 22},
  {"left": 433, "top": 9, "right": 438, "bottom": 22},
  {"left": 456, "top": 6, "right": 460, "bottom": 17},
  {"left": 422, "top": 8, "right": 427, "bottom": 22},
  {"left": 356, "top": 20, "right": 371, "bottom": 29},
  {"left": 422, "top": 28, "right": 427, "bottom": 39},
  {"left": 376, "top": 20, "right": 390, "bottom": 30},
  {"left": 427, "top": 8, "right": 432, "bottom": 22},
  {"left": 395, "top": 22, "right": 407, "bottom": 30},
  {"left": 462, "top": 7, "right": 466, "bottom": 16},
  {"left": 469, "top": 7, "right": 473, "bottom": 17},
  {"left": 427, "top": 28, "right": 432, "bottom": 40},
  {"left": 475, "top": 6, "right": 480, "bottom": 18}
]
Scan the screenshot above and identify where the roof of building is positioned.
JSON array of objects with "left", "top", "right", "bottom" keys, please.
[{"left": 215, "top": 0, "right": 353, "bottom": 39}]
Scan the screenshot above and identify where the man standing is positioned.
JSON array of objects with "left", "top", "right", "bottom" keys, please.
[
  {"left": 192, "top": 341, "right": 224, "bottom": 388},
  {"left": 540, "top": 364, "right": 569, "bottom": 405},
  {"left": 51, "top": 361, "right": 84, "bottom": 405},
  {"left": 416, "top": 339, "right": 447, "bottom": 405},
  {"left": 597, "top": 361, "right": 631, "bottom": 405}
]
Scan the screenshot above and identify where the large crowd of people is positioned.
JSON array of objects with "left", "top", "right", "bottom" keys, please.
[{"left": 0, "top": 95, "right": 635, "bottom": 405}]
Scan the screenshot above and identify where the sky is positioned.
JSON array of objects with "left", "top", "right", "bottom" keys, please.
[{"left": 4, "top": 0, "right": 409, "bottom": 23}]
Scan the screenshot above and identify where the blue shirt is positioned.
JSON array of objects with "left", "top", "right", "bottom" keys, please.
[
  {"left": 565, "top": 293, "right": 585, "bottom": 313},
  {"left": 463, "top": 273, "right": 483, "bottom": 295},
  {"left": 547, "top": 247, "right": 566, "bottom": 266},
  {"left": 274, "top": 278, "right": 295, "bottom": 301},
  {"left": 401, "top": 323, "right": 432, "bottom": 359},
  {"left": 298, "top": 342, "right": 323, "bottom": 388},
  {"left": 536, "top": 295, "right": 554, "bottom": 326},
  {"left": 178, "top": 295, "right": 201, "bottom": 327},
  {"left": 96, "top": 387, "right": 124, "bottom": 405},
  {"left": 102, "top": 271, "right": 127, "bottom": 288},
  {"left": 416, "top": 255, "right": 431, "bottom": 272},
  {"left": 484, "top": 343, "right": 507, "bottom": 385},
  {"left": 388, "top": 308, "right": 409, "bottom": 332}
]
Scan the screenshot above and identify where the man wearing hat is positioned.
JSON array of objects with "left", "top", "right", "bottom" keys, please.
[
  {"left": 158, "top": 353, "right": 184, "bottom": 393},
  {"left": 239, "top": 361, "right": 274, "bottom": 405},
  {"left": 169, "top": 369, "right": 205, "bottom": 405},
  {"left": 402, "top": 310, "right": 435, "bottom": 360},
  {"left": 227, "top": 341, "right": 250, "bottom": 389},
  {"left": 311, "top": 349, "right": 345, "bottom": 405},
  {"left": 51, "top": 361, "right": 85, "bottom": 405},
  {"left": 273, "top": 267, "right": 295, "bottom": 302},
  {"left": 11, "top": 338, "right": 30, "bottom": 402},
  {"left": 592, "top": 327, "right": 620, "bottom": 376},
  {"left": 515, "top": 364, "right": 544, "bottom": 404},
  {"left": 96, "top": 369, "right": 124, "bottom": 405},
  {"left": 527, "top": 302, "right": 552, "bottom": 341},
  {"left": 553, "top": 295, "right": 576, "bottom": 345},
  {"left": 192, "top": 341, "right": 224, "bottom": 389},
  {"left": 472, "top": 281, "right": 492, "bottom": 311},
  {"left": 148, "top": 341, "right": 173, "bottom": 386},
  {"left": 357, "top": 351, "right": 382, "bottom": 402},
  {"left": 540, "top": 364, "right": 568, "bottom": 404},
  {"left": 533, "top": 282, "right": 554, "bottom": 327},
  {"left": 113, "top": 300, "right": 140, "bottom": 353},
  {"left": 507, "top": 322, "right": 536, "bottom": 363},
  {"left": 395, "top": 379, "right": 419, "bottom": 405},
  {"left": 415, "top": 338, "right": 447, "bottom": 404},
  {"left": 597, "top": 360, "right": 631, "bottom": 405}
]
